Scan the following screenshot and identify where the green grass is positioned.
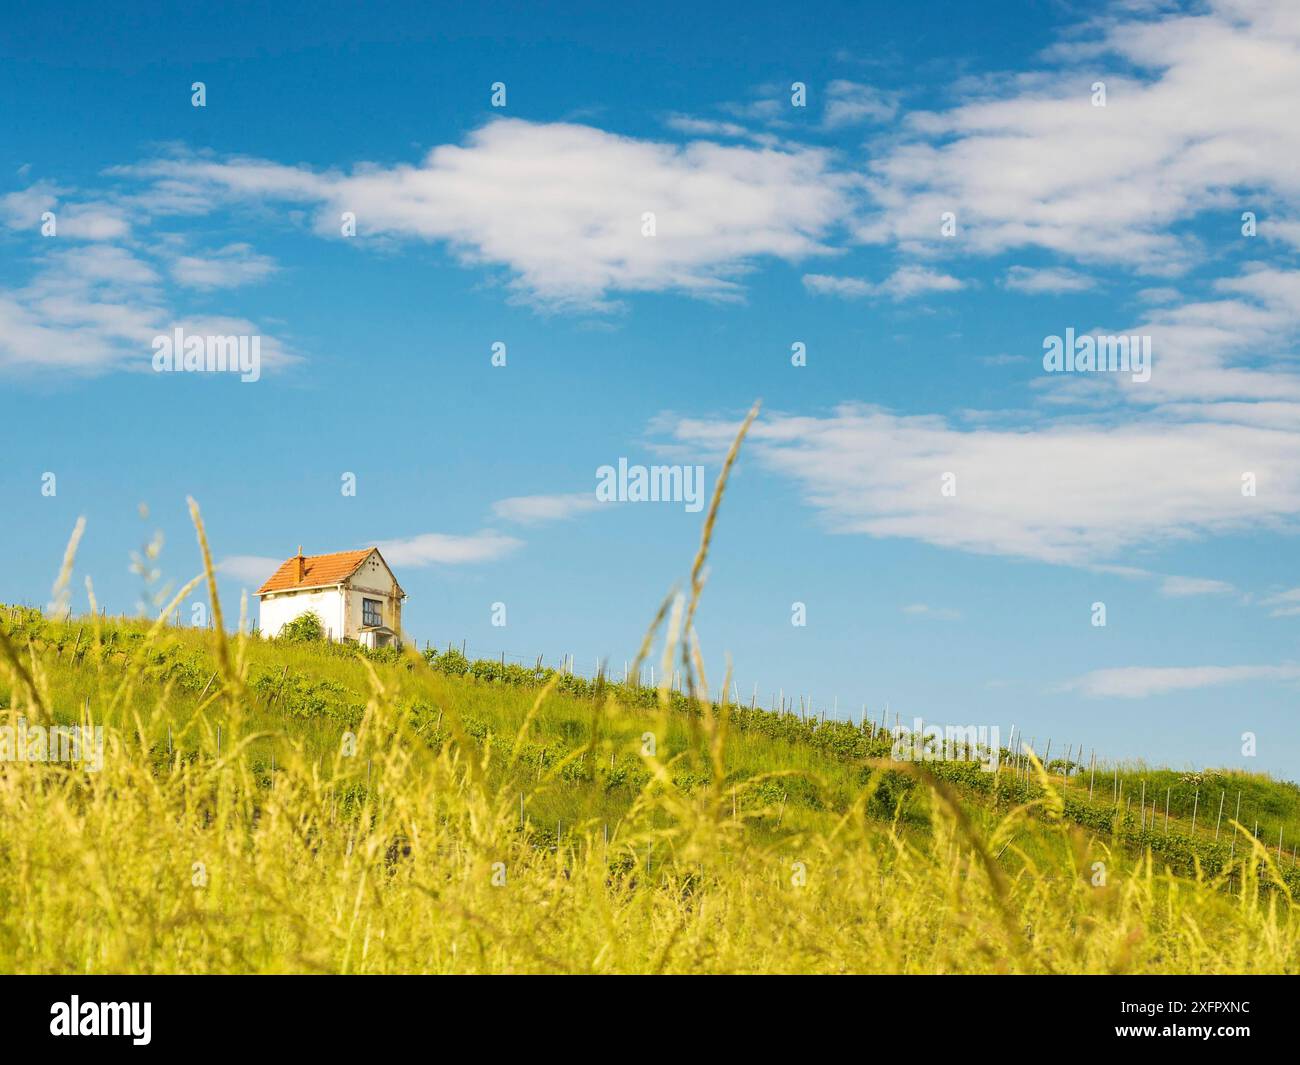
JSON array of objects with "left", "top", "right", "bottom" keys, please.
[
  {"left": 8, "top": 598, "right": 1300, "bottom": 871},
  {"left": 1, "top": 597, "right": 1297, "bottom": 972}
]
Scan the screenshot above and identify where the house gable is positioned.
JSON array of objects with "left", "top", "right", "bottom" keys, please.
[{"left": 344, "top": 549, "right": 406, "bottom": 599}]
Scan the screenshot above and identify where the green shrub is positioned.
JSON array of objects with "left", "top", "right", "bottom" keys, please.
[
  {"left": 427, "top": 647, "right": 469, "bottom": 675},
  {"left": 279, "top": 611, "right": 325, "bottom": 643}
]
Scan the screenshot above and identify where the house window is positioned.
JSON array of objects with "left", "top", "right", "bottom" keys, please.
[{"left": 362, "top": 598, "right": 383, "bottom": 627}]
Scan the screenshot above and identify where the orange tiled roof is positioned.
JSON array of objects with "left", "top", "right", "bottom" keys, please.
[{"left": 256, "top": 549, "right": 374, "bottom": 595}]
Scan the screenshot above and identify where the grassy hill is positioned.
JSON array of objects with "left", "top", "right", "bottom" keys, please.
[{"left": 1, "top": 585, "right": 1298, "bottom": 973}]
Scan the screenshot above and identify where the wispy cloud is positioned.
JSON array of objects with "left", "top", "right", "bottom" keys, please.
[
  {"left": 661, "top": 402, "right": 1300, "bottom": 566},
  {"left": 491, "top": 492, "right": 603, "bottom": 525},
  {"left": 1261, "top": 587, "right": 1300, "bottom": 618},
  {"left": 1061, "top": 664, "right": 1300, "bottom": 698},
  {"left": 1111, "top": 266, "right": 1300, "bottom": 406},
  {"left": 1137, "top": 287, "right": 1181, "bottom": 305},
  {"left": 662, "top": 114, "right": 751, "bottom": 140},
  {"left": 803, "top": 265, "right": 964, "bottom": 301},
  {"left": 0, "top": 238, "right": 296, "bottom": 377},
  {"left": 0, "top": 183, "right": 130, "bottom": 240},
  {"left": 0, "top": 245, "right": 163, "bottom": 374},
  {"left": 373, "top": 530, "right": 523, "bottom": 567},
  {"left": 218, "top": 555, "right": 282, "bottom": 586},
  {"left": 170, "top": 243, "right": 277, "bottom": 289},
  {"left": 1002, "top": 265, "right": 1096, "bottom": 295},
  {"left": 822, "top": 80, "right": 899, "bottom": 129},
  {"left": 0, "top": 183, "right": 57, "bottom": 229},
  {"left": 1159, "top": 575, "right": 1236, "bottom": 598}
]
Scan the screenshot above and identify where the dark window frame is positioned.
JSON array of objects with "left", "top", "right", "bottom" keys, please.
[{"left": 362, "top": 598, "right": 383, "bottom": 627}]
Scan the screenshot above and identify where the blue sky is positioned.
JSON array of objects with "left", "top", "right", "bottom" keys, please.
[{"left": 2, "top": 0, "right": 1299, "bottom": 776}]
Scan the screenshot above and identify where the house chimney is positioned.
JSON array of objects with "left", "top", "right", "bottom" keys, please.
[{"left": 295, "top": 545, "right": 304, "bottom": 584}]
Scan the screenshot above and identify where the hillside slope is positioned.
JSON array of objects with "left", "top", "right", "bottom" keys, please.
[{"left": 1, "top": 598, "right": 1297, "bottom": 973}]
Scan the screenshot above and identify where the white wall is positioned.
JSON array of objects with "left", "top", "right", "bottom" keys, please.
[{"left": 259, "top": 587, "right": 346, "bottom": 640}]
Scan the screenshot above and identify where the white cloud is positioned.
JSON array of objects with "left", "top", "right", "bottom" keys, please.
[
  {"left": 1159, "top": 575, "right": 1236, "bottom": 597},
  {"left": 1261, "top": 587, "right": 1300, "bottom": 617},
  {"left": 491, "top": 492, "right": 603, "bottom": 525},
  {"left": 663, "top": 115, "right": 751, "bottom": 139},
  {"left": 0, "top": 244, "right": 297, "bottom": 377},
  {"left": 823, "top": 80, "right": 899, "bottom": 128},
  {"left": 803, "top": 265, "right": 964, "bottom": 301},
  {"left": 719, "top": 94, "right": 788, "bottom": 125},
  {"left": 662, "top": 402, "right": 1300, "bottom": 566},
  {"left": 802, "top": 273, "right": 872, "bottom": 299},
  {"left": 1136, "top": 287, "right": 1181, "bottom": 304},
  {"left": 57, "top": 203, "right": 131, "bottom": 241},
  {"left": 881, "top": 265, "right": 965, "bottom": 299},
  {"left": 1003, "top": 265, "right": 1096, "bottom": 294},
  {"left": 373, "top": 530, "right": 523, "bottom": 567},
  {"left": 218, "top": 555, "right": 282, "bottom": 586},
  {"left": 171, "top": 243, "right": 277, "bottom": 289},
  {"left": 1262, "top": 215, "right": 1300, "bottom": 250},
  {"left": 1017, "top": 266, "right": 1300, "bottom": 409},
  {"left": 43, "top": 244, "right": 159, "bottom": 286},
  {"left": 1119, "top": 266, "right": 1300, "bottom": 405},
  {"left": 128, "top": 119, "right": 854, "bottom": 310},
  {"left": 1062, "top": 664, "right": 1300, "bottom": 698},
  {"left": 0, "top": 183, "right": 57, "bottom": 229},
  {"left": 0, "top": 246, "right": 164, "bottom": 373},
  {"left": 856, "top": 1, "right": 1300, "bottom": 270},
  {"left": 0, "top": 185, "right": 129, "bottom": 240}
]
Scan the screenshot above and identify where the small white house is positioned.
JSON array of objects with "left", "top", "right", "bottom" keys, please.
[{"left": 256, "top": 547, "right": 407, "bottom": 649}]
